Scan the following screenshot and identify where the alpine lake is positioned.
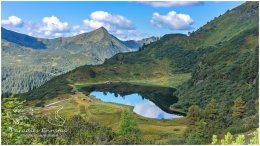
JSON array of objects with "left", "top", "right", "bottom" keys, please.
[{"left": 79, "top": 82, "right": 184, "bottom": 119}]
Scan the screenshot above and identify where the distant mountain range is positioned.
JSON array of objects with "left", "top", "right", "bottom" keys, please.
[
  {"left": 1, "top": 27, "right": 157, "bottom": 95},
  {"left": 123, "top": 36, "right": 159, "bottom": 49}
]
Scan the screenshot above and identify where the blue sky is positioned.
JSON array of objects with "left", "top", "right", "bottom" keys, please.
[{"left": 1, "top": 1, "right": 244, "bottom": 40}]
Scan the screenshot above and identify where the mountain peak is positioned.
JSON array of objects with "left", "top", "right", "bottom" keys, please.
[
  {"left": 93, "top": 26, "right": 109, "bottom": 34},
  {"left": 98, "top": 26, "right": 107, "bottom": 31},
  {"left": 84, "top": 26, "right": 110, "bottom": 42}
]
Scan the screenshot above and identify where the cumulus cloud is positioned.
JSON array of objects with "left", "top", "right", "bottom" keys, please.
[
  {"left": 83, "top": 11, "right": 134, "bottom": 30},
  {"left": 72, "top": 11, "right": 146, "bottom": 40},
  {"left": 2, "top": 13, "right": 146, "bottom": 40},
  {"left": 1, "top": 16, "right": 24, "bottom": 27},
  {"left": 81, "top": 11, "right": 136, "bottom": 39},
  {"left": 150, "top": 11, "right": 193, "bottom": 30},
  {"left": 41, "top": 16, "right": 69, "bottom": 33},
  {"left": 23, "top": 16, "right": 71, "bottom": 38},
  {"left": 139, "top": 1, "right": 202, "bottom": 7}
]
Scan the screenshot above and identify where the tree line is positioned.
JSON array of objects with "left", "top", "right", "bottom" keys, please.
[{"left": 184, "top": 97, "right": 258, "bottom": 144}]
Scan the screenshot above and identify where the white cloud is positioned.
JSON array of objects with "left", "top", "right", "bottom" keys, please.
[
  {"left": 1, "top": 16, "right": 24, "bottom": 27},
  {"left": 79, "top": 11, "right": 143, "bottom": 40},
  {"left": 53, "top": 33, "right": 63, "bottom": 37},
  {"left": 2, "top": 13, "right": 146, "bottom": 40},
  {"left": 83, "top": 19, "right": 103, "bottom": 29},
  {"left": 72, "top": 25, "right": 80, "bottom": 31},
  {"left": 27, "top": 32, "right": 33, "bottom": 36},
  {"left": 41, "top": 16, "right": 69, "bottom": 33},
  {"left": 23, "top": 16, "right": 71, "bottom": 38},
  {"left": 35, "top": 16, "right": 70, "bottom": 37},
  {"left": 139, "top": 1, "right": 201, "bottom": 7},
  {"left": 83, "top": 11, "right": 134, "bottom": 30},
  {"left": 150, "top": 11, "right": 193, "bottom": 30}
]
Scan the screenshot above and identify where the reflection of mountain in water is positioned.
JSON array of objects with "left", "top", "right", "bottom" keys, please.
[{"left": 80, "top": 83, "right": 184, "bottom": 115}]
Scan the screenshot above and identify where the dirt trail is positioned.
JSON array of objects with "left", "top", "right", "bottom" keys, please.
[
  {"left": 24, "top": 92, "right": 95, "bottom": 125},
  {"left": 72, "top": 92, "right": 94, "bottom": 120},
  {"left": 45, "top": 98, "right": 71, "bottom": 107}
]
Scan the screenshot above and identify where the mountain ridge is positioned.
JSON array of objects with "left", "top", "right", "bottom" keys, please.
[
  {"left": 1, "top": 27, "right": 47, "bottom": 49},
  {"left": 122, "top": 36, "right": 159, "bottom": 49},
  {"left": 1, "top": 26, "right": 139, "bottom": 95}
]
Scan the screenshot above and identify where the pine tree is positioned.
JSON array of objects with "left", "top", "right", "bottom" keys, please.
[
  {"left": 232, "top": 97, "right": 245, "bottom": 119},
  {"left": 186, "top": 105, "right": 201, "bottom": 128},
  {"left": 204, "top": 98, "right": 218, "bottom": 120},
  {"left": 116, "top": 110, "right": 141, "bottom": 144},
  {"left": 185, "top": 105, "right": 201, "bottom": 136},
  {"left": 204, "top": 98, "right": 218, "bottom": 133},
  {"left": 186, "top": 119, "right": 209, "bottom": 144}
]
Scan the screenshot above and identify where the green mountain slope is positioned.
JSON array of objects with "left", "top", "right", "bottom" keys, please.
[
  {"left": 1, "top": 27, "right": 47, "bottom": 49},
  {"left": 22, "top": 1, "right": 258, "bottom": 118},
  {"left": 170, "top": 1, "right": 259, "bottom": 114},
  {"left": 190, "top": 1, "right": 258, "bottom": 48},
  {"left": 1, "top": 27, "right": 135, "bottom": 95},
  {"left": 172, "top": 26, "right": 258, "bottom": 114}
]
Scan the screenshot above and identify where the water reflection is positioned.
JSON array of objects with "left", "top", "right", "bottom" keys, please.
[{"left": 90, "top": 91, "right": 182, "bottom": 119}]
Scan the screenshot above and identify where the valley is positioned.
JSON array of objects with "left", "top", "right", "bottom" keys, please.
[
  {"left": 1, "top": 27, "right": 157, "bottom": 96},
  {"left": 1, "top": 1, "right": 259, "bottom": 145}
]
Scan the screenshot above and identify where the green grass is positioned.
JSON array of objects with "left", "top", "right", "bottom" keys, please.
[
  {"left": 79, "top": 105, "right": 86, "bottom": 114},
  {"left": 26, "top": 92, "right": 187, "bottom": 144},
  {"left": 74, "top": 73, "right": 191, "bottom": 90},
  {"left": 87, "top": 100, "right": 187, "bottom": 144},
  {"left": 89, "top": 102, "right": 121, "bottom": 114},
  {"left": 126, "top": 73, "right": 191, "bottom": 87}
]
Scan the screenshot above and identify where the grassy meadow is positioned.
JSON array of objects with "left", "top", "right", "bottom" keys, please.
[{"left": 25, "top": 92, "right": 187, "bottom": 144}]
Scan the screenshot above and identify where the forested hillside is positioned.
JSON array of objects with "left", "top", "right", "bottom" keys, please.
[
  {"left": 172, "top": 27, "right": 258, "bottom": 113},
  {"left": 1, "top": 27, "right": 152, "bottom": 96}
]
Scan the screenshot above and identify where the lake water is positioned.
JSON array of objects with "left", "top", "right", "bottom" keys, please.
[{"left": 80, "top": 83, "right": 183, "bottom": 119}]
